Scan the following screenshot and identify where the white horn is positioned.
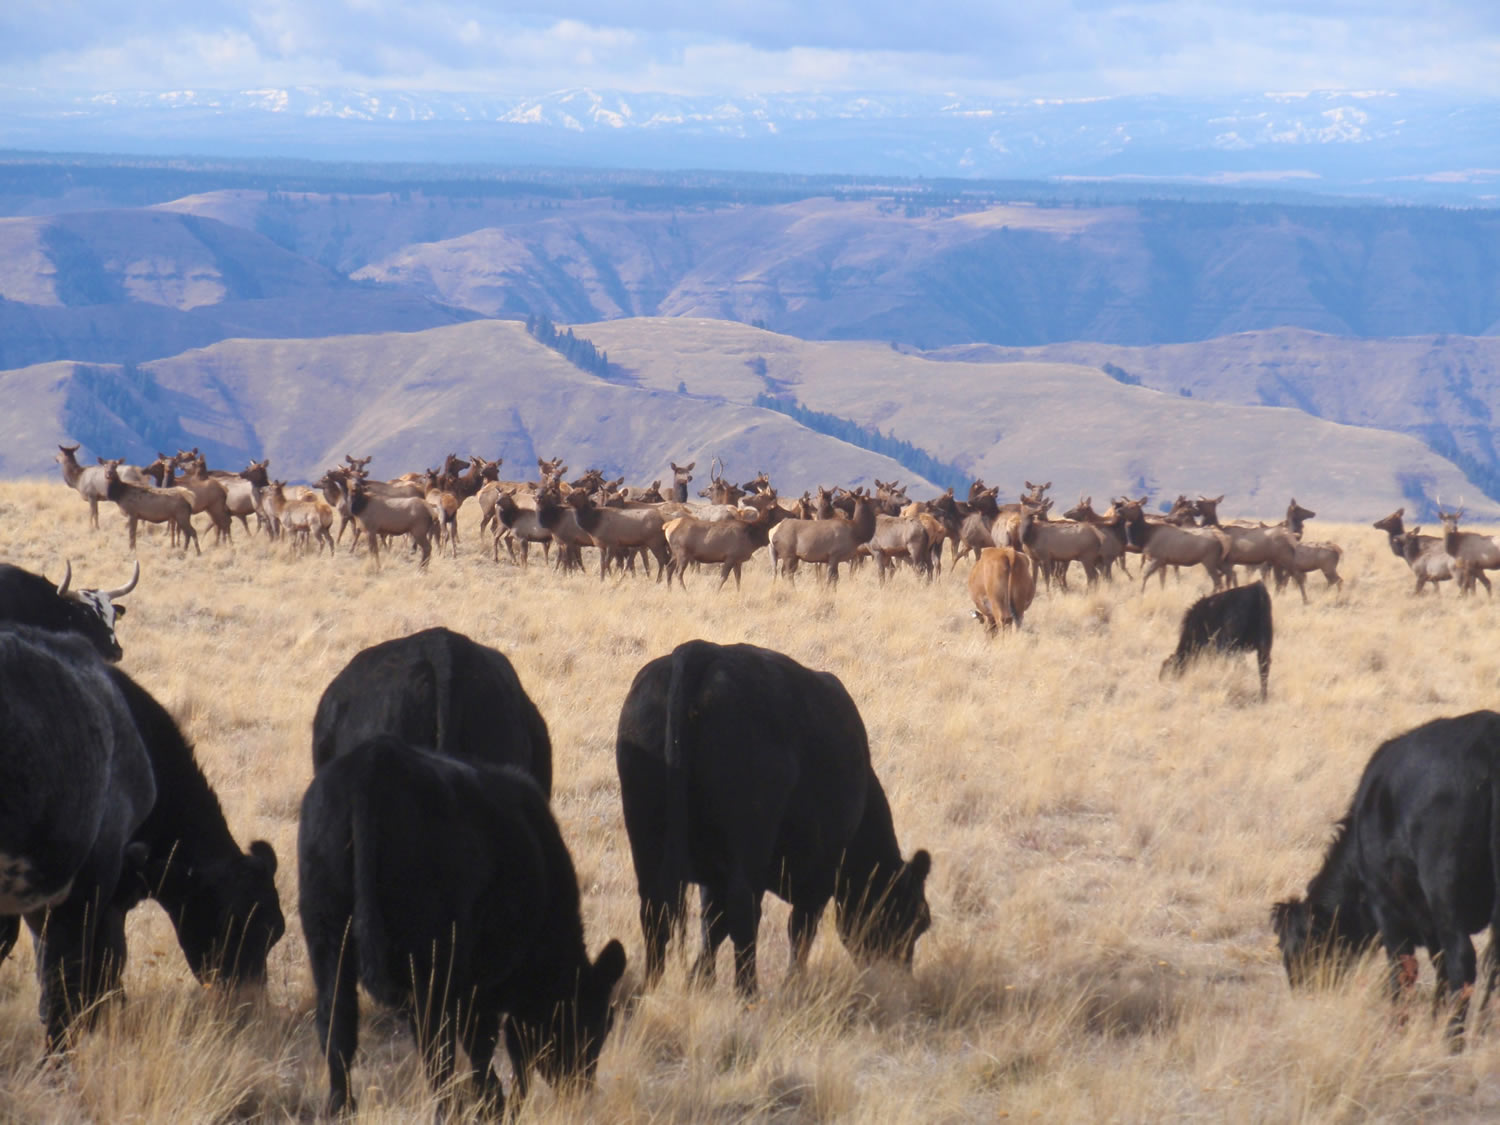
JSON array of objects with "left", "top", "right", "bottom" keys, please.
[
  {"left": 102, "top": 559, "right": 140, "bottom": 601},
  {"left": 55, "top": 559, "right": 72, "bottom": 597}
]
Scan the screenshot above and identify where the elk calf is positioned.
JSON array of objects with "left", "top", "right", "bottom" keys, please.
[{"left": 1160, "top": 581, "right": 1272, "bottom": 700}]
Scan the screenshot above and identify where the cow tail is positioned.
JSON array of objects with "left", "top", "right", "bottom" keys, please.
[
  {"left": 349, "top": 779, "right": 394, "bottom": 1003},
  {"left": 1488, "top": 742, "right": 1500, "bottom": 1000},
  {"left": 659, "top": 642, "right": 705, "bottom": 944}
]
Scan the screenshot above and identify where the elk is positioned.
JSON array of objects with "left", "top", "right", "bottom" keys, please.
[
  {"left": 263, "top": 481, "right": 336, "bottom": 555},
  {"left": 664, "top": 504, "right": 788, "bottom": 590},
  {"left": 103, "top": 465, "right": 199, "bottom": 554},
  {"left": 1062, "top": 496, "right": 1132, "bottom": 578},
  {"left": 150, "top": 453, "right": 233, "bottom": 545},
  {"left": 492, "top": 489, "right": 555, "bottom": 568},
  {"left": 55, "top": 443, "right": 115, "bottom": 528},
  {"left": 421, "top": 468, "right": 461, "bottom": 558},
  {"left": 533, "top": 489, "right": 596, "bottom": 574},
  {"left": 1275, "top": 540, "right": 1343, "bottom": 594},
  {"left": 1116, "top": 497, "right": 1228, "bottom": 591},
  {"left": 670, "top": 461, "right": 696, "bottom": 503},
  {"left": 1194, "top": 496, "right": 1303, "bottom": 599},
  {"left": 348, "top": 476, "right": 435, "bottom": 569},
  {"left": 1439, "top": 507, "right": 1500, "bottom": 595},
  {"left": 769, "top": 491, "right": 877, "bottom": 587},
  {"left": 1019, "top": 501, "right": 1108, "bottom": 591},
  {"left": 562, "top": 490, "right": 670, "bottom": 581},
  {"left": 868, "top": 513, "right": 932, "bottom": 583},
  {"left": 1373, "top": 509, "right": 1457, "bottom": 594},
  {"left": 968, "top": 547, "right": 1035, "bottom": 632}
]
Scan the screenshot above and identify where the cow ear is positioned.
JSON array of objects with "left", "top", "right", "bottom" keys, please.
[
  {"left": 113, "top": 604, "right": 127, "bottom": 617},
  {"left": 905, "top": 849, "right": 932, "bottom": 887},
  {"left": 249, "top": 839, "right": 279, "bottom": 876},
  {"left": 593, "top": 939, "right": 627, "bottom": 992}
]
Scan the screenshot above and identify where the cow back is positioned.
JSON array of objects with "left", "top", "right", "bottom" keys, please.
[{"left": 312, "top": 627, "right": 552, "bottom": 797}]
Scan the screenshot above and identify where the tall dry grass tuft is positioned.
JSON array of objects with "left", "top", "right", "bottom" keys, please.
[{"left": 8, "top": 477, "right": 1500, "bottom": 1120}]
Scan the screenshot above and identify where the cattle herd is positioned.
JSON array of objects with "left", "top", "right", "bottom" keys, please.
[{"left": 11, "top": 441, "right": 1500, "bottom": 1110}]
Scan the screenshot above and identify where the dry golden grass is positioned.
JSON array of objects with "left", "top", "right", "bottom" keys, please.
[{"left": 6, "top": 480, "right": 1500, "bottom": 1122}]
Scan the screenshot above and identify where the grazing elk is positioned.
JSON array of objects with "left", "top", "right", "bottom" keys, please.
[
  {"left": 1160, "top": 581, "right": 1273, "bottom": 700},
  {"left": 1272, "top": 711, "right": 1500, "bottom": 1045},
  {"left": 616, "top": 641, "right": 932, "bottom": 994},
  {"left": 1374, "top": 509, "right": 1458, "bottom": 594},
  {"left": 104, "top": 465, "right": 200, "bottom": 554},
  {"left": 1439, "top": 507, "right": 1500, "bottom": 595},
  {"left": 299, "top": 737, "right": 625, "bottom": 1117},
  {"left": 769, "top": 490, "right": 877, "bottom": 586},
  {"left": 968, "top": 547, "right": 1036, "bottom": 632}
]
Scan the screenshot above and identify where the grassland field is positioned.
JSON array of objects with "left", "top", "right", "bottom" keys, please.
[{"left": 5, "top": 479, "right": 1500, "bottom": 1123}]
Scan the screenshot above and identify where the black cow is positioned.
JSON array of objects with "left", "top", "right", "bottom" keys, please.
[
  {"left": 312, "top": 626, "right": 552, "bottom": 795},
  {"left": 107, "top": 670, "right": 285, "bottom": 984},
  {"left": 616, "top": 640, "right": 932, "bottom": 995},
  {"left": 298, "top": 735, "right": 626, "bottom": 1116},
  {"left": 1160, "top": 580, "right": 1273, "bottom": 700},
  {"left": 0, "top": 560, "right": 138, "bottom": 662},
  {"left": 1272, "top": 711, "right": 1500, "bottom": 1043},
  {"left": 0, "top": 627, "right": 157, "bottom": 1049}
]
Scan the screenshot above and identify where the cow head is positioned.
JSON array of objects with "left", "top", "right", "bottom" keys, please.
[
  {"left": 515, "top": 939, "right": 627, "bottom": 1089},
  {"left": 837, "top": 849, "right": 932, "bottom": 968},
  {"left": 1269, "top": 895, "right": 1371, "bottom": 989},
  {"left": 55, "top": 559, "right": 139, "bottom": 662},
  {"left": 143, "top": 839, "right": 285, "bottom": 987}
]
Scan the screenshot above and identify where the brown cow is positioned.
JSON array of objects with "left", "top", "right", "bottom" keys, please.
[{"left": 968, "top": 547, "right": 1035, "bottom": 632}]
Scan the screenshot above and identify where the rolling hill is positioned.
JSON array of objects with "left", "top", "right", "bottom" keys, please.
[
  {"left": 2, "top": 318, "right": 1490, "bottom": 520},
  {"left": 0, "top": 208, "right": 478, "bottom": 369}
]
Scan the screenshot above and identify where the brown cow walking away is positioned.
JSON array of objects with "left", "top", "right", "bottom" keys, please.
[{"left": 968, "top": 547, "right": 1035, "bottom": 632}]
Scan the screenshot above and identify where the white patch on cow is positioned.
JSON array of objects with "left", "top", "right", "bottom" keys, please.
[
  {"left": 0, "top": 853, "right": 71, "bottom": 913},
  {"left": 70, "top": 589, "right": 119, "bottom": 642}
]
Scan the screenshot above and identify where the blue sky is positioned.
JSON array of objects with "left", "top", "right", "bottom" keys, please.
[{"left": 4, "top": 1, "right": 1499, "bottom": 97}]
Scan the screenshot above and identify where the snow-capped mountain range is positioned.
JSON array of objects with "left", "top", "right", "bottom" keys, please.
[{"left": 4, "top": 86, "right": 1498, "bottom": 199}]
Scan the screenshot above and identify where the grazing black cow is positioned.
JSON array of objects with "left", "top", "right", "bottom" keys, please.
[
  {"left": 1160, "top": 580, "right": 1273, "bottom": 700},
  {"left": 615, "top": 640, "right": 932, "bottom": 995},
  {"left": 298, "top": 735, "right": 626, "bottom": 1117},
  {"left": 311, "top": 626, "right": 552, "bottom": 796},
  {"left": 107, "top": 670, "right": 285, "bottom": 984},
  {"left": 1272, "top": 711, "right": 1500, "bottom": 1043},
  {"left": 0, "top": 560, "right": 138, "bottom": 662},
  {"left": 0, "top": 627, "right": 157, "bottom": 1050}
]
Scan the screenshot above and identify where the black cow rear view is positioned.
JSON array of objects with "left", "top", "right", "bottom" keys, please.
[
  {"left": 1160, "top": 581, "right": 1273, "bottom": 700},
  {"left": 312, "top": 626, "right": 552, "bottom": 795},
  {"left": 298, "top": 736, "right": 626, "bottom": 1117},
  {"left": 1272, "top": 711, "right": 1500, "bottom": 1043},
  {"left": 616, "top": 640, "right": 932, "bottom": 996}
]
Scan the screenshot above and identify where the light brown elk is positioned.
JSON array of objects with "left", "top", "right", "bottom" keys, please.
[
  {"left": 769, "top": 491, "right": 877, "bottom": 587},
  {"left": 868, "top": 513, "right": 932, "bottom": 583},
  {"left": 534, "top": 488, "right": 596, "bottom": 573},
  {"left": 1438, "top": 507, "right": 1500, "bottom": 595},
  {"left": 153, "top": 453, "right": 233, "bottom": 545},
  {"left": 663, "top": 504, "right": 788, "bottom": 590},
  {"left": 1194, "top": 496, "right": 1302, "bottom": 599},
  {"left": 670, "top": 460, "right": 696, "bottom": 503},
  {"left": 103, "top": 464, "right": 199, "bottom": 554},
  {"left": 348, "top": 476, "right": 435, "bottom": 569},
  {"left": 1117, "top": 497, "right": 1228, "bottom": 591},
  {"left": 562, "top": 490, "right": 670, "bottom": 581},
  {"left": 1061, "top": 496, "right": 1131, "bottom": 579},
  {"left": 492, "top": 489, "right": 555, "bottom": 567},
  {"left": 55, "top": 443, "right": 114, "bottom": 528},
  {"left": 1019, "top": 501, "right": 1108, "bottom": 591},
  {"left": 264, "top": 481, "right": 336, "bottom": 556},
  {"left": 421, "top": 468, "right": 461, "bottom": 558},
  {"left": 1373, "top": 509, "right": 1458, "bottom": 594},
  {"left": 1276, "top": 540, "right": 1343, "bottom": 594},
  {"left": 968, "top": 547, "right": 1035, "bottom": 632}
]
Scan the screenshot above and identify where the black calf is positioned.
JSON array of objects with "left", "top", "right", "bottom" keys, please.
[{"left": 1161, "top": 580, "right": 1273, "bottom": 700}]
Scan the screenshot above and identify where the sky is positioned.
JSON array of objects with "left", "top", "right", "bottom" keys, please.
[{"left": 3, "top": 1, "right": 1500, "bottom": 99}]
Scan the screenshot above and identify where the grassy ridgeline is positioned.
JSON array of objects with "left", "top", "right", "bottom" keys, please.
[{"left": 3, "top": 479, "right": 1500, "bottom": 1121}]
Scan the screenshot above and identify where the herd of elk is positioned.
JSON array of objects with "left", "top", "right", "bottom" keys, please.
[{"left": 73, "top": 440, "right": 1500, "bottom": 618}]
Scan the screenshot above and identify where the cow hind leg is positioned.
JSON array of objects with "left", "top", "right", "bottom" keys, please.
[
  {"left": 692, "top": 883, "right": 733, "bottom": 987},
  {"left": 308, "top": 921, "right": 361, "bottom": 1115},
  {"left": 724, "top": 874, "right": 763, "bottom": 998},
  {"left": 787, "top": 900, "right": 825, "bottom": 978},
  {"left": 462, "top": 1005, "right": 505, "bottom": 1117},
  {"left": 1257, "top": 643, "right": 1271, "bottom": 701},
  {"left": 640, "top": 888, "right": 685, "bottom": 988}
]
